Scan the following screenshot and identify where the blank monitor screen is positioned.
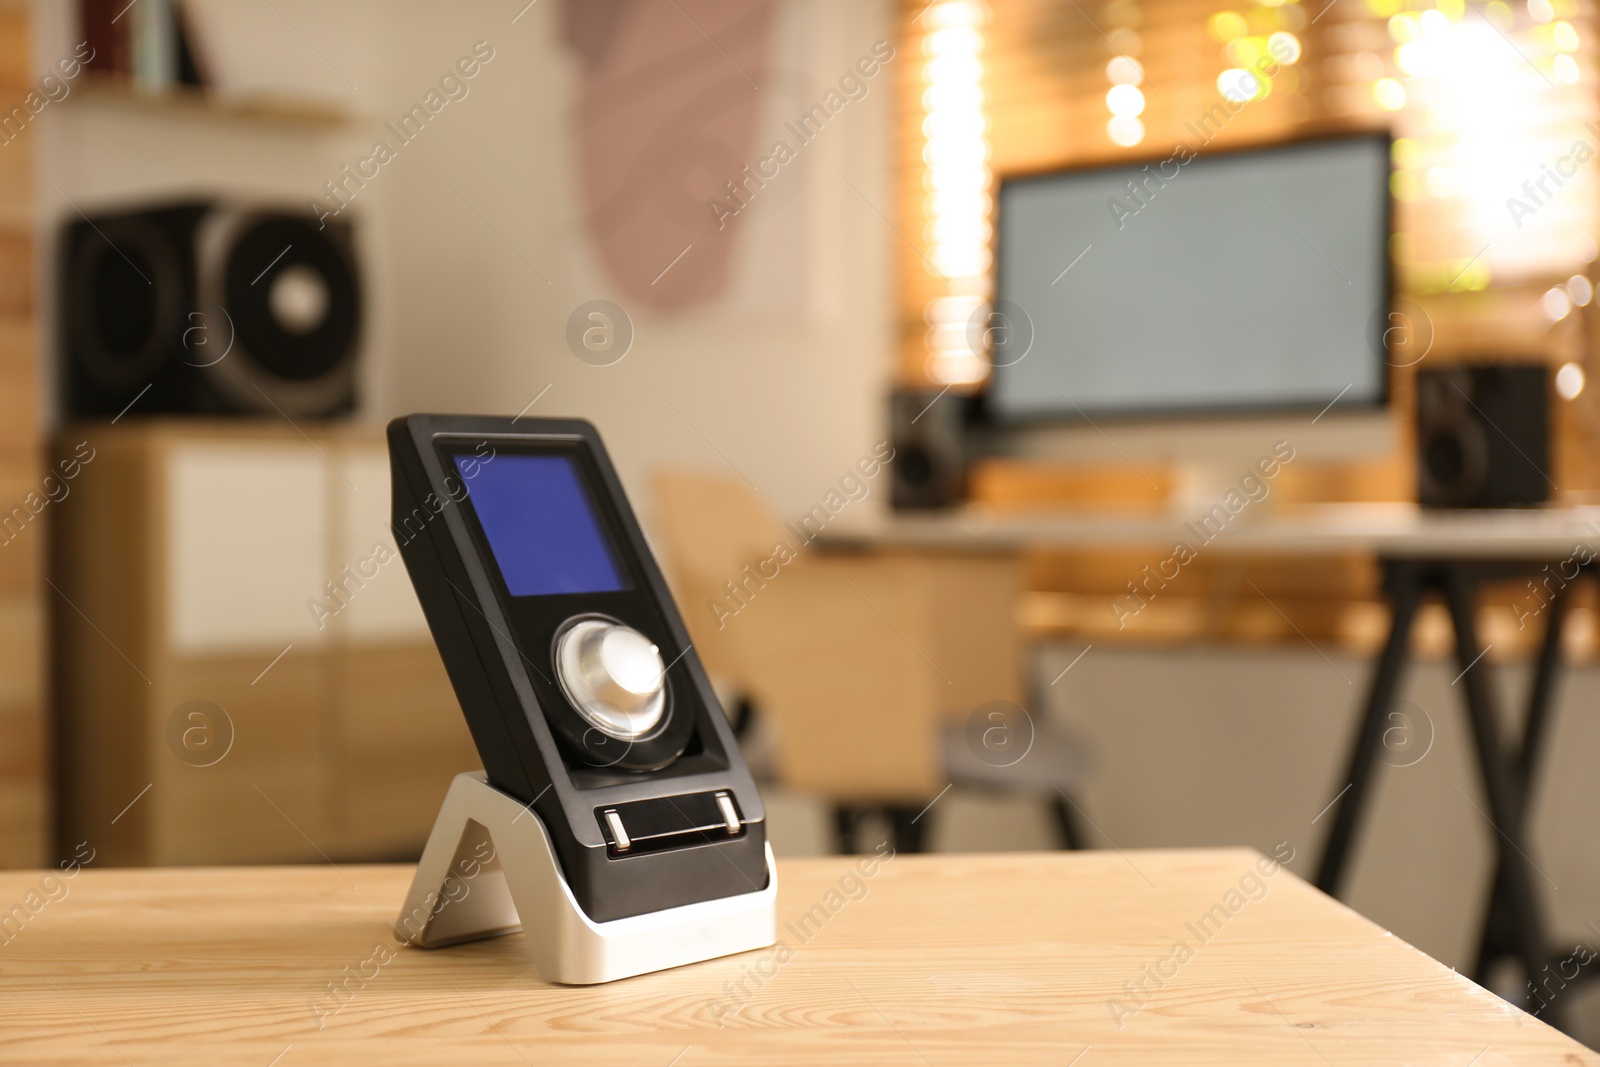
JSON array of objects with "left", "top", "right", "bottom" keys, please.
[
  {"left": 990, "top": 135, "right": 1390, "bottom": 421},
  {"left": 457, "top": 453, "right": 629, "bottom": 597}
]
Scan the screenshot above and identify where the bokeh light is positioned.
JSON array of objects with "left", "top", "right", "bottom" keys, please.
[
  {"left": 922, "top": 0, "right": 991, "bottom": 384},
  {"left": 1556, "top": 361, "right": 1587, "bottom": 398}
]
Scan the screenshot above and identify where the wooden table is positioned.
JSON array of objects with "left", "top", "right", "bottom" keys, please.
[{"left": 2, "top": 849, "right": 1592, "bottom": 1064}]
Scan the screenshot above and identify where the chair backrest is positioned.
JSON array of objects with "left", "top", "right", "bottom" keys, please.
[
  {"left": 651, "top": 468, "right": 951, "bottom": 799},
  {"left": 651, "top": 468, "right": 1030, "bottom": 803},
  {"left": 652, "top": 468, "right": 784, "bottom": 589},
  {"left": 651, "top": 467, "right": 786, "bottom": 679}
]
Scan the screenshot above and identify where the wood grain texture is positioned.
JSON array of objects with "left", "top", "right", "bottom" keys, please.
[
  {"left": 0, "top": 699, "right": 43, "bottom": 861},
  {"left": 0, "top": 0, "right": 41, "bottom": 869},
  {"left": 0, "top": 229, "right": 30, "bottom": 315},
  {"left": 0, "top": 849, "right": 1591, "bottom": 1065}
]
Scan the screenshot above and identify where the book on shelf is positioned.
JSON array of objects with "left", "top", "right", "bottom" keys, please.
[{"left": 79, "top": 0, "right": 208, "bottom": 91}]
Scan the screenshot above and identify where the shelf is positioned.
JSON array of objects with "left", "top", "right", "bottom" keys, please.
[{"left": 72, "top": 79, "right": 356, "bottom": 128}]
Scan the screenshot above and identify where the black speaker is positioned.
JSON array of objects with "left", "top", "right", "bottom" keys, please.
[
  {"left": 890, "top": 389, "right": 967, "bottom": 510},
  {"left": 60, "top": 200, "right": 361, "bottom": 420},
  {"left": 1416, "top": 364, "right": 1551, "bottom": 509}
]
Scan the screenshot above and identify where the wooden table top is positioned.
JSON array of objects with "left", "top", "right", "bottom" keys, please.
[
  {"left": 2, "top": 848, "right": 1591, "bottom": 1065},
  {"left": 825, "top": 502, "right": 1600, "bottom": 560}
]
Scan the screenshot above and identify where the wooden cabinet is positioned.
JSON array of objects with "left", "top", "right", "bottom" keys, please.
[{"left": 52, "top": 421, "right": 479, "bottom": 865}]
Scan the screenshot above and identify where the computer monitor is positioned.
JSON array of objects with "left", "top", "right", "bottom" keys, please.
[{"left": 985, "top": 133, "right": 1392, "bottom": 426}]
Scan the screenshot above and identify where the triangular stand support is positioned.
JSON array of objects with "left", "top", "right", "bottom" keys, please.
[{"left": 395, "top": 772, "right": 777, "bottom": 984}]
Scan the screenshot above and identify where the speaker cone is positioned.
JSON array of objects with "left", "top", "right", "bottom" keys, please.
[{"left": 197, "top": 209, "right": 361, "bottom": 414}]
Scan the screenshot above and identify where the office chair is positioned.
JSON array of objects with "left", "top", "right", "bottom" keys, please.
[{"left": 651, "top": 467, "right": 1091, "bottom": 853}]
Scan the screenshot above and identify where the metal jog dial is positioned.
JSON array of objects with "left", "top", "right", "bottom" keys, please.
[{"left": 554, "top": 617, "right": 667, "bottom": 742}]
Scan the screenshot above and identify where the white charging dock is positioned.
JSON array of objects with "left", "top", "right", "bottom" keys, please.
[{"left": 395, "top": 772, "right": 778, "bottom": 984}]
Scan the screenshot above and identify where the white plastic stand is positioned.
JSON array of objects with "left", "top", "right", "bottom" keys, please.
[{"left": 395, "top": 772, "right": 778, "bottom": 984}]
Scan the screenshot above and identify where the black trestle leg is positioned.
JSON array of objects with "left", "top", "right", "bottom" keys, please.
[
  {"left": 1444, "top": 571, "right": 1561, "bottom": 1030},
  {"left": 1316, "top": 561, "right": 1421, "bottom": 896}
]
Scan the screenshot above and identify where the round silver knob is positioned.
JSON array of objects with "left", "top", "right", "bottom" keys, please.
[{"left": 554, "top": 618, "right": 667, "bottom": 741}]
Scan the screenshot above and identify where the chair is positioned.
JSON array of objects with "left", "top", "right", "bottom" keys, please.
[{"left": 651, "top": 467, "right": 1091, "bottom": 853}]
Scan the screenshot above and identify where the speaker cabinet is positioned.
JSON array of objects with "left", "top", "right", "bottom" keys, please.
[
  {"left": 890, "top": 390, "right": 967, "bottom": 510},
  {"left": 60, "top": 201, "right": 361, "bottom": 420},
  {"left": 1416, "top": 364, "right": 1551, "bottom": 509}
]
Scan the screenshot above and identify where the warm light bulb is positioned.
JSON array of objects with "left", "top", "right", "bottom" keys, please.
[
  {"left": 925, "top": 55, "right": 982, "bottom": 85},
  {"left": 923, "top": 83, "right": 984, "bottom": 112},
  {"left": 1107, "top": 115, "right": 1145, "bottom": 146},
  {"left": 1556, "top": 362, "right": 1586, "bottom": 399},
  {"left": 1106, "top": 83, "right": 1146, "bottom": 116},
  {"left": 922, "top": 0, "right": 989, "bottom": 308},
  {"left": 1543, "top": 285, "right": 1574, "bottom": 320},
  {"left": 1268, "top": 31, "right": 1302, "bottom": 63},
  {"left": 1395, "top": 42, "right": 1427, "bottom": 76},
  {"left": 1106, "top": 55, "right": 1145, "bottom": 85},
  {"left": 924, "top": 294, "right": 985, "bottom": 325},
  {"left": 1567, "top": 275, "right": 1594, "bottom": 306},
  {"left": 1218, "top": 68, "right": 1261, "bottom": 101},
  {"left": 1209, "top": 11, "right": 1249, "bottom": 41},
  {"left": 927, "top": 26, "right": 983, "bottom": 58},
  {"left": 930, "top": 244, "right": 990, "bottom": 277},
  {"left": 923, "top": 110, "right": 987, "bottom": 140},
  {"left": 1389, "top": 13, "right": 1418, "bottom": 42},
  {"left": 1374, "top": 77, "right": 1407, "bottom": 110},
  {"left": 927, "top": 1, "right": 984, "bottom": 30}
]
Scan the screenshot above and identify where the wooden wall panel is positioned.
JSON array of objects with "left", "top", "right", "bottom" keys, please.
[
  {"left": 0, "top": 228, "right": 32, "bottom": 316},
  {"left": 0, "top": 317, "right": 37, "bottom": 442},
  {"left": 0, "top": 0, "right": 43, "bottom": 869}
]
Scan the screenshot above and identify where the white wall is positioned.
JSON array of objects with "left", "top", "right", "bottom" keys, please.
[
  {"left": 368, "top": 0, "right": 894, "bottom": 519},
  {"left": 34, "top": 0, "right": 894, "bottom": 522}
]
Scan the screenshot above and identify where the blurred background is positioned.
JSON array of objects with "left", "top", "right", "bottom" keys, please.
[{"left": 5, "top": 0, "right": 1600, "bottom": 1042}]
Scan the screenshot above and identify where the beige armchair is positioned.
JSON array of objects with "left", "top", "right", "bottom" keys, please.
[{"left": 651, "top": 468, "right": 1089, "bottom": 852}]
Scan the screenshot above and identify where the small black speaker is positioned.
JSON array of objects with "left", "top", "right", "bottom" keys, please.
[
  {"left": 890, "top": 389, "right": 967, "bottom": 510},
  {"left": 1416, "top": 364, "right": 1550, "bottom": 509},
  {"left": 60, "top": 200, "right": 361, "bottom": 420}
]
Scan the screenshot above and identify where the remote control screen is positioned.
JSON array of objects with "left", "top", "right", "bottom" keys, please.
[{"left": 455, "top": 452, "right": 628, "bottom": 597}]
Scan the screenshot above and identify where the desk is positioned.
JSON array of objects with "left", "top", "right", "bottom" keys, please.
[
  {"left": 3, "top": 850, "right": 1592, "bottom": 1064},
  {"left": 827, "top": 501, "right": 1600, "bottom": 558},
  {"left": 826, "top": 503, "right": 1600, "bottom": 1028}
]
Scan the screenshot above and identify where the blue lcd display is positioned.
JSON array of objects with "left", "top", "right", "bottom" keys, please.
[{"left": 455, "top": 453, "right": 628, "bottom": 597}]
